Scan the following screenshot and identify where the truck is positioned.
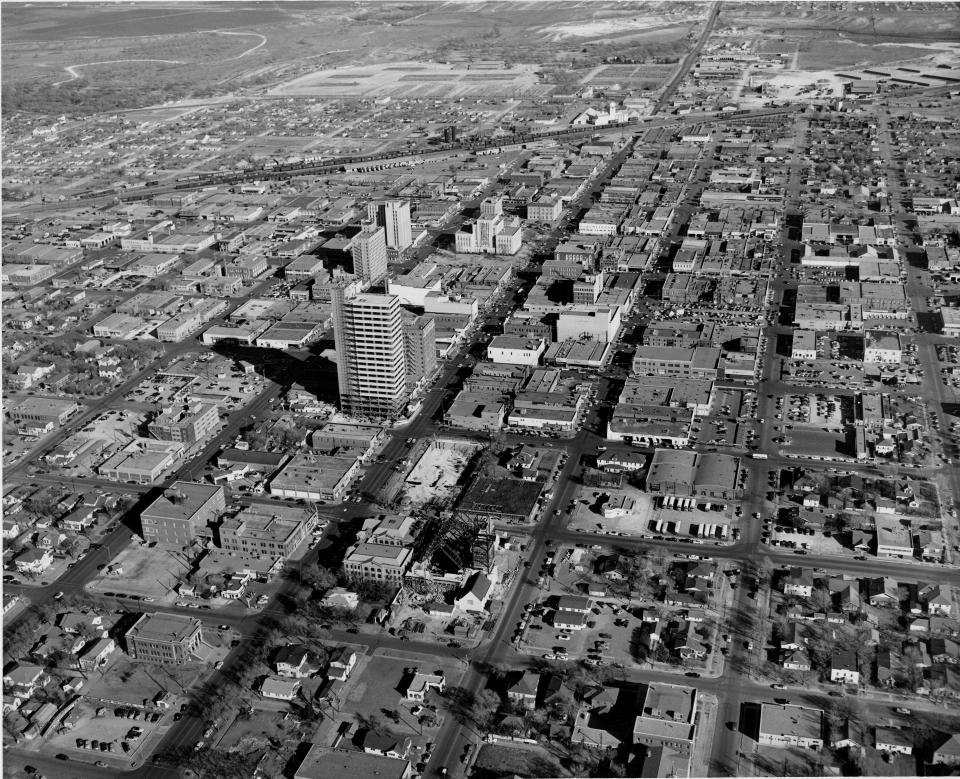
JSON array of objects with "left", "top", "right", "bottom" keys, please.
[{"left": 751, "top": 453, "right": 768, "bottom": 459}]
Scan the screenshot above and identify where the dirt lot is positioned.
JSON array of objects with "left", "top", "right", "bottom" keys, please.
[
  {"left": 474, "top": 741, "right": 567, "bottom": 778},
  {"left": 84, "top": 655, "right": 203, "bottom": 706},
  {"left": 398, "top": 438, "right": 481, "bottom": 508},
  {"left": 86, "top": 540, "right": 190, "bottom": 601}
]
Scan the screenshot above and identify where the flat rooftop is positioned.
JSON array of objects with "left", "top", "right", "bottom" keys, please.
[
  {"left": 759, "top": 703, "right": 823, "bottom": 741},
  {"left": 142, "top": 482, "right": 222, "bottom": 521},
  {"left": 128, "top": 612, "right": 201, "bottom": 643}
]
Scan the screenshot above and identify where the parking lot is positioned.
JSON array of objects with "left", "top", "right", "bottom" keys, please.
[{"left": 565, "top": 486, "right": 656, "bottom": 537}]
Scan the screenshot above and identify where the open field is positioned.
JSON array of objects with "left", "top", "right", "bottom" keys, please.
[
  {"left": 3, "top": 1, "right": 698, "bottom": 115},
  {"left": 270, "top": 60, "right": 545, "bottom": 99}
]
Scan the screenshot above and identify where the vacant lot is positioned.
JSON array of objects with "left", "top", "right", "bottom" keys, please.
[
  {"left": 399, "top": 438, "right": 481, "bottom": 507},
  {"left": 83, "top": 655, "right": 201, "bottom": 707},
  {"left": 87, "top": 540, "right": 190, "bottom": 601},
  {"left": 270, "top": 60, "right": 544, "bottom": 99},
  {"left": 473, "top": 742, "right": 566, "bottom": 779}
]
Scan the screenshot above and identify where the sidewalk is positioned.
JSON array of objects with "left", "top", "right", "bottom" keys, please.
[{"left": 690, "top": 692, "right": 719, "bottom": 778}]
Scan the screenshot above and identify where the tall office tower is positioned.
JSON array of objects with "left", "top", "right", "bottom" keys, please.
[
  {"left": 480, "top": 195, "right": 504, "bottom": 219},
  {"left": 367, "top": 199, "right": 413, "bottom": 252},
  {"left": 331, "top": 286, "right": 408, "bottom": 419},
  {"left": 351, "top": 221, "right": 388, "bottom": 285},
  {"left": 401, "top": 311, "right": 437, "bottom": 391}
]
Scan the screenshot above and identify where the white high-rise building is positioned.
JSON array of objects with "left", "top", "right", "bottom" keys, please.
[
  {"left": 367, "top": 199, "right": 413, "bottom": 252},
  {"left": 351, "top": 221, "right": 388, "bottom": 285},
  {"left": 331, "top": 286, "right": 408, "bottom": 420}
]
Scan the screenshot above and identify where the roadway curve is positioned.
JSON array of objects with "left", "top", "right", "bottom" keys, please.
[
  {"left": 205, "top": 30, "right": 268, "bottom": 61},
  {"left": 52, "top": 59, "right": 185, "bottom": 87}
]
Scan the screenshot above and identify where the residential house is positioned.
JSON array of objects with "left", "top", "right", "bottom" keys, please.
[
  {"left": 14, "top": 549, "right": 53, "bottom": 575},
  {"left": 933, "top": 733, "right": 960, "bottom": 766},
  {"left": 875, "top": 726, "right": 913, "bottom": 755},
  {"left": 830, "top": 651, "right": 860, "bottom": 685},
  {"left": 78, "top": 637, "right": 116, "bottom": 671},
  {"left": 876, "top": 650, "right": 904, "bottom": 688},
  {"left": 666, "top": 621, "right": 708, "bottom": 661},
  {"left": 327, "top": 648, "right": 357, "bottom": 682},
  {"left": 831, "top": 720, "right": 866, "bottom": 755},
  {"left": 783, "top": 567, "right": 814, "bottom": 597},
  {"left": 274, "top": 645, "right": 311, "bottom": 679},
  {"left": 929, "top": 638, "right": 960, "bottom": 664},
  {"left": 2, "top": 665, "right": 45, "bottom": 696},
  {"left": 362, "top": 731, "right": 412, "bottom": 760},
  {"left": 405, "top": 672, "right": 444, "bottom": 702},
  {"left": 506, "top": 671, "right": 540, "bottom": 710},
  {"left": 454, "top": 571, "right": 491, "bottom": 613},
  {"left": 259, "top": 676, "right": 301, "bottom": 700},
  {"left": 867, "top": 577, "right": 900, "bottom": 608},
  {"left": 920, "top": 584, "right": 954, "bottom": 617}
]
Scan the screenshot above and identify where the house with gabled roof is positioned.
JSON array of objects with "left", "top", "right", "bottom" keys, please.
[
  {"left": 920, "top": 584, "right": 954, "bottom": 616},
  {"left": 831, "top": 719, "right": 866, "bottom": 755},
  {"left": 454, "top": 570, "right": 492, "bottom": 613},
  {"left": 506, "top": 670, "right": 540, "bottom": 710},
  {"left": 866, "top": 577, "right": 900, "bottom": 608},
  {"left": 361, "top": 731, "right": 412, "bottom": 760},
  {"left": 274, "top": 645, "right": 311, "bottom": 678},
  {"left": 929, "top": 637, "right": 960, "bottom": 664},
  {"left": 933, "top": 733, "right": 960, "bottom": 766},
  {"left": 876, "top": 650, "right": 904, "bottom": 688}
]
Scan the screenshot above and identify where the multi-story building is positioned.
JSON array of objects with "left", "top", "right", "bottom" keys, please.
[
  {"left": 331, "top": 286, "right": 409, "bottom": 419},
  {"left": 9, "top": 397, "right": 80, "bottom": 433},
  {"left": 495, "top": 222, "right": 522, "bottom": 255},
  {"left": 402, "top": 311, "right": 437, "bottom": 391},
  {"left": 367, "top": 199, "right": 413, "bottom": 252},
  {"left": 217, "top": 504, "right": 318, "bottom": 560},
  {"left": 527, "top": 197, "right": 562, "bottom": 222},
  {"left": 487, "top": 335, "right": 546, "bottom": 366},
  {"left": 147, "top": 401, "right": 220, "bottom": 445},
  {"left": 632, "top": 683, "right": 698, "bottom": 757},
  {"left": 632, "top": 346, "right": 722, "bottom": 381},
  {"left": 342, "top": 542, "right": 412, "bottom": 586},
  {"left": 455, "top": 196, "right": 522, "bottom": 255},
  {"left": 124, "top": 613, "right": 203, "bottom": 665},
  {"left": 556, "top": 307, "right": 620, "bottom": 343},
  {"left": 573, "top": 273, "right": 603, "bottom": 304},
  {"left": 139, "top": 482, "right": 225, "bottom": 547},
  {"left": 351, "top": 221, "right": 388, "bottom": 285}
]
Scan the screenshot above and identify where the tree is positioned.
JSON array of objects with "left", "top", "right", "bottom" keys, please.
[{"left": 301, "top": 564, "right": 337, "bottom": 594}]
